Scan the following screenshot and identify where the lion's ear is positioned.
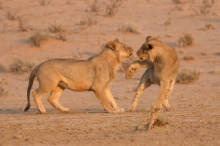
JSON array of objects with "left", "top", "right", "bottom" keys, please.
[
  {"left": 108, "top": 42, "right": 117, "bottom": 50},
  {"left": 146, "top": 36, "right": 153, "bottom": 42},
  {"left": 114, "top": 38, "right": 120, "bottom": 42},
  {"left": 143, "top": 44, "right": 153, "bottom": 50},
  {"left": 148, "top": 44, "right": 153, "bottom": 49}
]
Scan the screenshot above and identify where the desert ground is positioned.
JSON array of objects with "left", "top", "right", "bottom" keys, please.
[{"left": 0, "top": 0, "right": 220, "bottom": 145}]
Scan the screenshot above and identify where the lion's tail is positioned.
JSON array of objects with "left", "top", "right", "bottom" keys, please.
[{"left": 24, "top": 65, "right": 39, "bottom": 112}]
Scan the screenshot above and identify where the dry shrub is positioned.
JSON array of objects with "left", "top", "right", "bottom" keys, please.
[
  {"left": 200, "top": 0, "right": 215, "bottom": 15},
  {"left": 0, "top": 63, "right": 7, "bottom": 72},
  {"left": 18, "top": 17, "right": 32, "bottom": 32},
  {"left": 118, "top": 23, "right": 140, "bottom": 34},
  {"left": 164, "top": 18, "right": 171, "bottom": 26},
  {"left": 200, "top": 23, "right": 215, "bottom": 30},
  {"left": 105, "top": 0, "right": 121, "bottom": 17},
  {"left": 209, "top": 69, "right": 220, "bottom": 74},
  {"left": 88, "top": 0, "right": 100, "bottom": 13},
  {"left": 0, "top": 85, "right": 8, "bottom": 97},
  {"left": 10, "top": 58, "right": 35, "bottom": 73},
  {"left": 119, "top": 56, "right": 137, "bottom": 72},
  {"left": 39, "top": 0, "right": 50, "bottom": 6},
  {"left": 66, "top": 0, "right": 74, "bottom": 5},
  {"left": 178, "top": 33, "right": 195, "bottom": 47},
  {"left": 176, "top": 69, "right": 200, "bottom": 84},
  {"left": 79, "top": 14, "right": 97, "bottom": 27},
  {"left": 48, "top": 22, "right": 66, "bottom": 33},
  {"left": 165, "top": 34, "right": 173, "bottom": 38},
  {"left": 55, "top": 33, "right": 67, "bottom": 41},
  {"left": 5, "top": 11, "right": 18, "bottom": 20},
  {"left": 30, "top": 31, "right": 50, "bottom": 47},
  {"left": 183, "top": 56, "right": 194, "bottom": 61},
  {"left": 171, "top": 0, "right": 189, "bottom": 4},
  {"left": 215, "top": 52, "right": 220, "bottom": 56}
]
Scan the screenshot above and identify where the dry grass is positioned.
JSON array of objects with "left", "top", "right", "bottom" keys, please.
[
  {"left": 48, "top": 22, "right": 66, "bottom": 33},
  {"left": 105, "top": 0, "right": 121, "bottom": 17},
  {"left": 0, "top": 85, "right": 8, "bottom": 97},
  {"left": 164, "top": 18, "right": 171, "bottom": 26},
  {"left": 39, "top": 0, "right": 50, "bottom": 6},
  {"left": 200, "top": 23, "right": 215, "bottom": 30},
  {"left": 55, "top": 33, "right": 67, "bottom": 41},
  {"left": 0, "top": 63, "right": 7, "bottom": 72},
  {"left": 10, "top": 58, "right": 35, "bottom": 73},
  {"left": 18, "top": 17, "right": 32, "bottom": 32},
  {"left": 88, "top": 0, "right": 100, "bottom": 13},
  {"left": 176, "top": 69, "right": 200, "bottom": 84},
  {"left": 79, "top": 14, "right": 97, "bottom": 27},
  {"left": 5, "top": 11, "right": 18, "bottom": 21},
  {"left": 178, "top": 33, "right": 195, "bottom": 47},
  {"left": 209, "top": 69, "right": 220, "bottom": 74},
  {"left": 215, "top": 52, "right": 220, "bottom": 56},
  {"left": 200, "top": 0, "right": 215, "bottom": 15},
  {"left": 183, "top": 56, "right": 194, "bottom": 61},
  {"left": 119, "top": 56, "right": 137, "bottom": 72},
  {"left": 171, "top": 0, "right": 189, "bottom": 4},
  {"left": 66, "top": 0, "right": 74, "bottom": 5},
  {"left": 0, "top": 2, "right": 2, "bottom": 9},
  {"left": 118, "top": 23, "right": 140, "bottom": 34},
  {"left": 30, "top": 31, "right": 50, "bottom": 47}
]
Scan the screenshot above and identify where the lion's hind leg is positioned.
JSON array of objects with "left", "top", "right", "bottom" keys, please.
[
  {"left": 128, "top": 69, "right": 152, "bottom": 112},
  {"left": 48, "top": 86, "right": 69, "bottom": 112},
  {"left": 32, "top": 89, "right": 48, "bottom": 114}
]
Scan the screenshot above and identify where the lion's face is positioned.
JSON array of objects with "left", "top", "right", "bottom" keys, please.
[
  {"left": 108, "top": 38, "right": 133, "bottom": 58},
  {"left": 136, "top": 43, "right": 153, "bottom": 60}
]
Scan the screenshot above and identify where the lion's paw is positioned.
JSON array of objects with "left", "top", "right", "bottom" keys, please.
[
  {"left": 118, "top": 108, "right": 125, "bottom": 113},
  {"left": 126, "top": 67, "right": 136, "bottom": 80},
  {"left": 128, "top": 107, "right": 136, "bottom": 112}
]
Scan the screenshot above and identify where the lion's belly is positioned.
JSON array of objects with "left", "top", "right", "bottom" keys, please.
[{"left": 58, "top": 80, "right": 92, "bottom": 92}]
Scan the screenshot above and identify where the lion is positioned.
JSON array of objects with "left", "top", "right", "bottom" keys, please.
[
  {"left": 24, "top": 38, "right": 133, "bottom": 114},
  {"left": 126, "top": 36, "right": 179, "bottom": 114}
]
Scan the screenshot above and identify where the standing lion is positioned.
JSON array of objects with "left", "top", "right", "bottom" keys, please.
[
  {"left": 24, "top": 38, "right": 133, "bottom": 114},
  {"left": 126, "top": 36, "right": 179, "bottom": 115}
]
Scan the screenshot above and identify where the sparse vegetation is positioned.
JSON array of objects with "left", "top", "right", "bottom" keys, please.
[
  {"left": 209, "top": 68, "right": 220, "bottom": 74},
  {"left": 118, "top": 23, "right": 140, "bottom": 34},
  {"left": 183, "top": 56, "right": 194, "bottom": 61},
  {"left": 200, "top": 0, "right": 215, "bottom": 15},
  {"left": 119, "top": 56, "right": 137, "bottom": 72},
  {"left": 10, "top": 58, "right": 35, "bottom": 73},
  {"left": 0, "top": 2, "right": 2, "bottom": 9},
  {"left": 66, "top": 0, "right": 74, "bottom": 5},
  {"left": 79, "top": 14, "right": 97, "bottom": 27},
  {"left": 105, "top": 0, "right": 121, "bottom": 17},
  {"left": 39, "top": 0, "right": 50, "bottom": 6},
  {"left": 200, "top": 23, "right": 215, "bottom": 30},
  {"left": 0, "top": 85, "right": 8, "bottom": 97},
  {"left": 18, "top": 17, "right": 32, "bottom": 32},
  {"left": 215, "top": 52, "right": 220, "bottom": 56},
  {"left": 48, "top": 22, "right": 66, "bottom": 33},
  {"left": 5, "top": 11, "right": 18, "bottom": 20},
  {"left": 164, "top": 18, "right": 171, "bottom": 26},
  {"left": 178, "top": 33, "right": 195, "bottom": 47},
  {"left": 30, "top": 31, "right": 50, "bottom": 47},
  {"left": 176, "top": 69, "right": 200, "bottom": 84},
  {"left": 55, "top": 33, "right": 67, "bottom": 41},
  {"left": 171, "top": 0, "right": 189, "bottom": 4},
  {"left": 88, "top": 0, "right": 100, "bottom": 13},
  {"left": 0, "top": 63, "right": 7, "bottom": 72}
]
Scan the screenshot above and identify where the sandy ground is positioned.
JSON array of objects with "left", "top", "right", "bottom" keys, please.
[{"left": 0, "top": 0, "right": 220, "bottom": 145}]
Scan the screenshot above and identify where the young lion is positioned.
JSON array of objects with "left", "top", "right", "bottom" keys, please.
[
  {"left": 126, "top": 36, "right": 179, "bottom": 113},
  {"left": 24, "top": 38, "right": 133, "bottom": 114}
]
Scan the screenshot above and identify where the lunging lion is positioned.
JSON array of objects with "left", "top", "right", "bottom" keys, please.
[
  {"left": 24, "top": 38, "right": 133, "bottom": 114},
  {"left": 126, "top": 36, "right": 179, "bottom": 113}
]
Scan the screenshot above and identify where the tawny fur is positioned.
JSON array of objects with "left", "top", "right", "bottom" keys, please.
[
  {"left": 126, "top": 36, "right": 179, "bottom": 113},
  {"left": 25, "top": 38, "right": 133, "bottom": 114}
]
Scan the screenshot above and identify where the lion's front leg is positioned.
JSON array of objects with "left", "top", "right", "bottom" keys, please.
[
  {"left": 106, "top": 88, "right": 125, "bottom": 113},
  {"left": 93, "top": 89, "right": 119, "bottom": 113}
]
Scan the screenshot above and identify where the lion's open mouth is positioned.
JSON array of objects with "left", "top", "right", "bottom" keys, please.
[{"left": 140, "top": 57, "right": 143, "bottom": 60}]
